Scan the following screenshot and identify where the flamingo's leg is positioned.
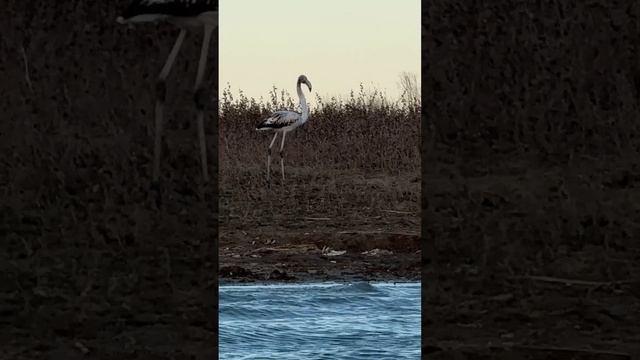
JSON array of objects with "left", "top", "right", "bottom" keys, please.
[
  {"left": 279, "top": 131, "right": 287, "bottom": 181},
  {"left": 267, "top": 132, "right": 279, "bottom": 184}
]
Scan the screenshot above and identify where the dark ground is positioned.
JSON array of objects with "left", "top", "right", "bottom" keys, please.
[
  {"left": 219, "top": 171, "right": 421, "bottom": 284},
  {"left": 220, "top": 227, "right": 420, "bottom": 283},
  {"left": 423, "top": 2, "right": 640, "bottom": 359}
]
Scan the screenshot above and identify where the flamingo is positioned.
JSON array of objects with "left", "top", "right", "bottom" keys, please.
[{"left": 256, "top": 75, "right": 313, "bottom": 184}]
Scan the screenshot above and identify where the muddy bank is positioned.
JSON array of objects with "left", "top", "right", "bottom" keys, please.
[
  {"left": 219, "top": 168, "right": 421, "bottom": 284},
  {"left": 220, "top": 229, "right": 421, "bottom": 283}
]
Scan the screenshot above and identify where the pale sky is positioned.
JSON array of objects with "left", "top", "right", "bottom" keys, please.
[{"left": 219, "top": 0, "right": 421, "bottom": 105}]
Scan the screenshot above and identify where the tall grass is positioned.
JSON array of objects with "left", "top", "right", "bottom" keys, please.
[
  {"left": 219, "top": 83, "right": 421, "bottom": 182},
  {"left": 218, "top": 84, "right": 421, "bottom": 227}
]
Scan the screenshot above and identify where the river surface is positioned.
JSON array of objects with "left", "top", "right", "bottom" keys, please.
[{"left": 219, "top": 282, "right": 420, "bottom": 359}]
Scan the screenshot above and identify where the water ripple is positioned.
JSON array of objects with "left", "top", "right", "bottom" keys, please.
[{"left": 220, "top": 282, "right": 420, "bottom": 360}]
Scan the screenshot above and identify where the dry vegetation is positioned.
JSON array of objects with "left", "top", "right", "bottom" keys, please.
[{"left": 219, "top": 83, "right": 421, "bottom": 224}]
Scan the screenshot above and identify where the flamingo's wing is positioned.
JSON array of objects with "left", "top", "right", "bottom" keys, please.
[{"left": 256, "top": 111, "right": 301, "bottom": 130}]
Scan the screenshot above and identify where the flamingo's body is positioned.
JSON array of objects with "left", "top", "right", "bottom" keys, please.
[
  {"left": 257, "top": 110, "right": 307, "bottom": 132},
  {"left": 257, "top": 75, "right": 313, "bottom": 183},
  {"left": 117, "top": 0, "right": 218, "bottom": 185}
]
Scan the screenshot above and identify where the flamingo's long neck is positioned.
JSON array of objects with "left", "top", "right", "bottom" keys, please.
[{"left": 297, "top": 82, "right": 309, "bottom": 122}]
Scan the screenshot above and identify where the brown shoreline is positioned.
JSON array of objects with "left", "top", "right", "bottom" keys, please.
[
  {"left": 219, "top": 166, "right": 422, "bottom": 284},
  {"left": 219, "top": 228, "right": 421, "bottom": 283}
]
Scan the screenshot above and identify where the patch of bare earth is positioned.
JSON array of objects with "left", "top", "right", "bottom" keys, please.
[{"left": 220, "top": 170, "right": 421, "bottom": 283}]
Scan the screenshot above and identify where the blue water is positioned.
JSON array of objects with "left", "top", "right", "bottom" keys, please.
[{"left": 219, "top": 282, "right": 421, "bottom": 360}]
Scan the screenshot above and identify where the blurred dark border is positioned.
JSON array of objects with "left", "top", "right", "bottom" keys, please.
[
  {"left": 423, "top": 1, "right": 640, "bottom": 358},
  {"left": 1, "top": 2, "right": 218, "bottom": 359}
]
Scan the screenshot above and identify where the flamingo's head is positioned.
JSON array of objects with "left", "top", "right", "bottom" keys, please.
[{"left": 297, "top": 75, "right": 312, "bottom": 92}]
